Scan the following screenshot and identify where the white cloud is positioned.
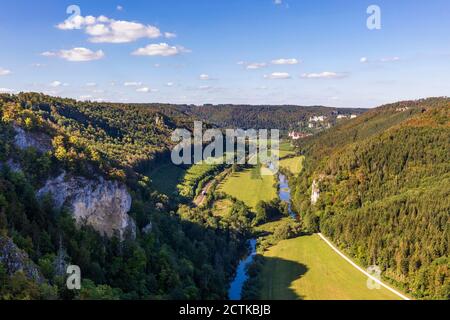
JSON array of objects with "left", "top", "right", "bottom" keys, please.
[
  {"left": 274, "top": 0, "right": 283, "bottom": 5},
  {"left": 246, "top": 62, "right": 267, "bottom": 70},
  {"left": 199, "top": 85, "right": 212, "bottom": 90},
  {"left": 199, "top": 74, "right": 211, "bottom": 80},
  {"left": 136, "top": 87, "right": 158, "bottom": 93},
  {"left": 164, "top": 32, "right": 177, "bottom": 39},
  {"left": 0, "top": 88, "right": 13, "bottom": 93},
  {"left": 301, "top": 72, "right": 347, "bottom": 79},
  {"left": 79, "top": 95, "right": 93, "bottom": 100},
  {"left": 86, "top": 82, "right": 97, "bottom": 87},
  {"left": 116, "top": 5, "right": 123, "bottom": 11},
  {"left": 0, "top": 68, "right": 11, "bottom": 76},
  {"left": 132, "top": 43, "right": 189, "bottom": 57},
  {"left": 42, "top": 48, "right": 104, "bottom": 62},
  {"left": 271, "top": 58, "right": 299, "bottom": 65},
  {"left": 57, "top": 15, "right": 164, "bottom": 43},
  {"left": 124, "top": 82, "right": 142, "bottom": 87},
  {"left": 380, "top": 57, "right": 400, "bottom": 62},
  {"left": 264, "top": 72, "right": 291, "bottom": 79},
  {"left": 360, "top": 56, "right": 400, "bottom": 64},
  {"left": 166, "top": 82, "right": 174, "bottom": 87},
  {"left": 50, "top": 81, "right": 62, "bottom": 87}
]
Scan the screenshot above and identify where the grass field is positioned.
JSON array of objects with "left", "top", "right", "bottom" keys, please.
[
  {"left": 279, "top": 141, "right": 296, "bottom": 158},
  {"left": 217, "top": 167, "right": 277, "bottom": 211},
  {"left": 279, "top": 156, "right": 304, "bottom": 175},
  {"left": 149, "top": 162, "right": 218, "bottom": 198},
  {"left": 259, "top": 234, "right": 401, "bottom": 300}
]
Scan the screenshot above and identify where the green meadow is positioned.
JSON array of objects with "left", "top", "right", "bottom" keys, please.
[
  {"left": 259, "top": 234, "right": 401, "bottom": 300},
  {"left": 217, "top": 166, "right": 277, "bottom": 211}
]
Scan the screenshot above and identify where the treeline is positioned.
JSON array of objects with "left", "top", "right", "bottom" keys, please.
[
  {"left": 178, "top": 104, "right": 366, "bottom": 130},
  {"left": 291, "top": 98, "right": 450, "bottom": 299}
]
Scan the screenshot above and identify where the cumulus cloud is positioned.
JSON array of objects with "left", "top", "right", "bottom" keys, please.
[
  {"left": 264, "top": 72, "right": 291, "bottom": 79},
  {"left": 380, "top": 57, "right": 400, "bottom": 62},
  {"left": 124, "top": 82, "right": 142, "bottom": 87},
  {"left": 301, "top": 72, "right": 347, "bottom": 79},
  {"left": 0, "top": 68, "right": 11, "bottom": 76},
  {"left": 57, "top": 14, "right": 163, "bottom": 43},
  {"left": 166, "top": 82, "right": 174, "bottom": 87},
  {"left": 0, "top": 88, "right": 14, "bottom": 93},
  {"left": 42, "top": 48, "right": 104, "bottom": 62},
  {"left": 136, "top": 87, "right": 158, "bottom": 93},
  {"left": 271, "top": 58, "right": 299, "bottom": 65},
  {"left": 116, "top": 5, "right": 123, "bottom": 11},
  {"left": 79, "top": 95, "right": 93, "bottom": 101},
  {"left": 274, "top": 0, "right": 283, "bottom": 4},
  {"left": 246, "top": 62, "right": 268, "bottom": 70},
  {"left": 132, "top": 43, "right": 189, "bottom": 57},
  {"left": 49, "top": 81, "right": 69, "bottom": 87},
  {"left": 360, "top": 56, "right": 400, "bottom": 63},
  {"left": 199, "top": 74, "right": 211, "bottom": 80},
  {"left": 164, "top": 32, "right": 177, "bottom": 39}
]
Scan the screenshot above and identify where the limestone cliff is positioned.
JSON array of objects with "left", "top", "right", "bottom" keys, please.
[
  {"left": 13, "top": 125, "right": 52, "bottom": 153},
  {"left": 37, "top": 172, "right": 136, "bottom": 239},
  {"left": 0, "top": 236, "right": 44, "bottom": 283},
  {"left": 311, "top": 179, "right": 320, "bottom": 205}
]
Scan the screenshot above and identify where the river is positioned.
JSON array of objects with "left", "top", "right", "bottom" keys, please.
[{"left": 228, "top": 173, "right": 294, "bottom": 300}]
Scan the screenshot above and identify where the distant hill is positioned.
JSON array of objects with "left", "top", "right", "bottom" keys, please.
[
  {"left": 291, "top": 97, "right": 450, "bottom": 299},
  {"left": 177, "top": 104, "right": 366, "bottom": 130}
]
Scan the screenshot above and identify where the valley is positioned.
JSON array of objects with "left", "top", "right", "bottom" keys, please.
[{"left": 0, "top": 93, "right": 448, "bottom": 300}]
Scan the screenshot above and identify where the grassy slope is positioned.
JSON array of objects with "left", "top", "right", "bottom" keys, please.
[
  {"left": 279, "top": 156, "right": 304, "bottom": 175},
  {"left": 260, "top": 235, "right": 401, "bottom": 300},
  {"left": 149, "top": 163, "right": 186, "bottom": 196},
  {"left": 217, "top": 167, "right": 277, "bottom": 211}
]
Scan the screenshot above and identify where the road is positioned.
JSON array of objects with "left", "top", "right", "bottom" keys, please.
[
  {"left": 317, "top": 233, "right": 410, "bottom": 300},
  {"left": 193, "top": 180, "right": 214, "bottom": 207}
]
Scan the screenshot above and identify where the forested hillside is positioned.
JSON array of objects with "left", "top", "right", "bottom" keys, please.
[
  {"left": 291, "top": 97, "right": 450, "bottom": 299},
  {"left": 0, "top": 93, "right": 249, "bottom": 299},
  {"left": 178, "top": 104, "right": 365, "bottom": 130}
]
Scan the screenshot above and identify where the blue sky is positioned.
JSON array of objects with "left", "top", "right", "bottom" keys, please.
[{"left": 0, "top": 0, "right": 449, "bottom": 108}]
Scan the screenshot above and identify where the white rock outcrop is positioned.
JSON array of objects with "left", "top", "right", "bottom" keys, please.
[
  {"left": 311, "top": 179, "right": 320, "bottom": 205},
  {"left": 37, "top": 172, "right": 135, "bottom": 239},
  {"left": 13, "top": 125, "right": 52, "bottom": 153}
]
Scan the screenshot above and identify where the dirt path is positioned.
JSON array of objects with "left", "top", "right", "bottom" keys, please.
[
  {"left": 317, "top": 233, "right": 410, "bottom": 300},
  {"left": 193, "top": 180, "right": 214, "bottom": 207}
]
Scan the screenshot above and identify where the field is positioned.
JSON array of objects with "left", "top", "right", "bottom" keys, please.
[
  {"left": 279, "top": 156, "right": 304, "bottom": 175},
  {"left": 217, "top": 167, "right": 277, "bottom": 211},
  {"left": 149, "top": 162, "right": 218, "bottom": 198},
  {"left": 259, "top": 234, "right": 401, "bottom": 300},
  {"left": 279, "top": 141, "right": 296, "bottom": 158}
]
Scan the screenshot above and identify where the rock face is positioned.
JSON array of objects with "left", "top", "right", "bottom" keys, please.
[
  {"left": 0, "top": 236, "right": 44, "bottom": 283},
  {"left": 311, "top": 179, "right": 320, "bottom": 205},
  {"left": 37, "top": 172, "right": 135, "bottom": 239},
  {"left": 13, "top": 125, "right": 52, "bottom": 153}
]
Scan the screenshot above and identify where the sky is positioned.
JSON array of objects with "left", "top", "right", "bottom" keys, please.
[{"left": 0, "top": 0, "right": 449, "bottom": 108}]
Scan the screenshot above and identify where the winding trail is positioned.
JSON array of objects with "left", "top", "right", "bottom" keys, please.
[{"left": 317, "top": 233, "right": 411, "bottom": 300}]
